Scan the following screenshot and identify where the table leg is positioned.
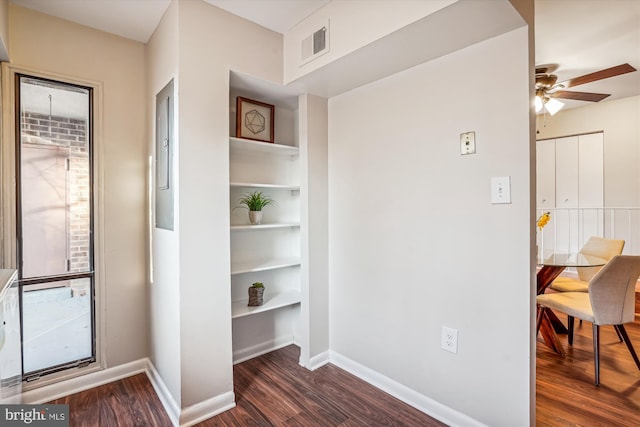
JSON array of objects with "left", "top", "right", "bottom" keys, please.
[
  {"left": 536, "top": 265, "right": 566, "bottom": 294},
  {"left": 546, "top": 310, "right": 569, "bottom": 334},
  {"left": 538, "top": 309, "right": 565, "bottom": 356},
  {"left": 536, "top": 265, "right": 569, "bottom": 354}
]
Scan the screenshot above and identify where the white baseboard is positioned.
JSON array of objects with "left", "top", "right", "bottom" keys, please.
[
  {"left": 21, "top": 358, "right": 237, "bottom": 427},
  {"left": 21, "top": 358, "right": 148, "bottom": 405},
  {"left": 142, "top": 360, "right": 236, "bottom": 427},
  {"left": 145, "top": 360, "right": 180, "bottom": 426},
  {"left": 233, "top": 336, "right": 294, "bottom": 364},
  {"left": 307, "top": 350, "right": 330, "bottom": 371},
  {"left": 179, "top": 391, "right": 235, "bottom": 427},
  {"left": 328, "top": 351, "right": 486, "bottom": 427},
  {"left": 19, "top": 350, "right": 490, "bottom": 426}
]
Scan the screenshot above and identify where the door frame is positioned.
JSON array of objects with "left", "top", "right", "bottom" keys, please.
[{"left": 1, "top": 63, "right": 106, "bottom": 389}]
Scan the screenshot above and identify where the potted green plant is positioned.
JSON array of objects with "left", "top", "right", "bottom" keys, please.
[
  {"left": 248, "top": 282, "right": 265, "bottom": 306},
  {"left": 236, "top": 191, "right": 274, "bottom": 225}
]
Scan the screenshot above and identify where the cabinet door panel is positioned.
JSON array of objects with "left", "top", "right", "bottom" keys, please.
[
  {"left": 555, "top": 136, "right": 579, "bottom": 208},
  {"left": 536, "top": 139, "right": 556, "bottom": 209},
  {"left": 578, "top": 133, "right": 604, "bottom": 208}
]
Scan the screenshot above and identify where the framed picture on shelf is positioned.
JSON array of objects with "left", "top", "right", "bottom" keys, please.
[{"left": 236, "top": 96, "right": 274, "bottom": 143}]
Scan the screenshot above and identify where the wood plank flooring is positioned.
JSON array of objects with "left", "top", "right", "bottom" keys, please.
[
  {"left": 201, "top": 345, "right": 445, "bottom": 426},
  {"left": 536, "top": 313, "right": 640, "bottom": 427},
  {"left": 48, "top": 315, "right": 640, "bottom": 426},
  {"left": 48, "top": 373, "right": 173, "bottom": 426}
]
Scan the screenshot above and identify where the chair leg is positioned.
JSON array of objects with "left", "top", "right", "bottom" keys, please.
[
  {"left": 571, "top": 315, "right": 583, "bottom": 327},
  {"left": 615, "top": 324, "right": 640, "bottom": 371},
  {"left": 568, "top": 316, "right": 575, "bottom": 346},
  {"left": 593, "top": 324, "right": 600, "bottom": 386},
  {"left": 613, "top": 325, "right": 624, "bottom": 342}
]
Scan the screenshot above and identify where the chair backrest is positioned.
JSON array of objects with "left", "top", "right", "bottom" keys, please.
[
  {"left": 589, "top": 255, "right": 640, "bottom": 325},
  {"left": 577, "top": 236, "right": 625, "bottom": 281}
]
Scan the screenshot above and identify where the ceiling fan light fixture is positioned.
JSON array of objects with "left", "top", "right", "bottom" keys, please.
[
  {"left": 535, "top": 95, "right": 543, "bottom": 113},
  {"left": 544, "top": 98, "right": 564, "bottom": 115}
]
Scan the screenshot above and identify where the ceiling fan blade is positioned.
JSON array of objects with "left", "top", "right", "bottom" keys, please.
[
  {"left": 559, "top": 63, "right": 636, "bottom": 88},
  {"left": 550, "top": 90, "right": 610, "bottom": 102}
]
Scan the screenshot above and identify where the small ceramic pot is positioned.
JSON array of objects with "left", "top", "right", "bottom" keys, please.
[{"left": 249, "top": 211, "right": 262, "bottom": 225}]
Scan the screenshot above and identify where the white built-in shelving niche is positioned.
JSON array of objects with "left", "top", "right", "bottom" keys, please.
[{"left": 229, "top": 71, "right": 303, "bottom": 364}]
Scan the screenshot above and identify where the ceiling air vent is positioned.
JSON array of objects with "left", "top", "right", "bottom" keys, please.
[{"left": 300, "top": 20, "right": 329, "bottom": 66}]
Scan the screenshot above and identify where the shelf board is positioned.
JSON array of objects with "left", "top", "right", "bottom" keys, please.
[
  {"left": 232, "top": 290, "right": 301, "bottom": 319},
  {"left": 230, "top": 137, "right": 299, "bottom": 157},
  {"left": 231, "top": 257, "right": 301, "bottom": 275},
  {"left": 230, "top": 182, "right": 300, "bottom": 191},
  {"left": 230, "top": 223, "right": 300, "bottom": 231}
]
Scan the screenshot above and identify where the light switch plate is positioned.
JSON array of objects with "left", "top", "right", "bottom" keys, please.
[
  {"left": 491, "top": 176, "right": 511, "bottom": 204},
  {"left": 460, "top": 131, "right": 476, "bottom": 155}
]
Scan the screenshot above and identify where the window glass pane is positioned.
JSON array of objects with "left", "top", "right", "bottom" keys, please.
[
  {"left": 17, "top": 75, "right": 95, "bottom": 378},
  {"left": 19, "top": 77, "right": 91, "bottom": 278},
  {"left": 21, "top": 278, "right": 93, "bottom": 373}
]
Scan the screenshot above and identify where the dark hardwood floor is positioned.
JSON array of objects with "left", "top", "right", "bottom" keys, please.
[
  {"left": 48, "top": 346, "right": 445, "bottom": 427},
  {"left": 49, "top": 372, "right": 173, "bottom": 426},
  {"left": 49, "top": 314, "right": 640, "bottom": 426},
  {"left": 200, "top": 345, "right": 445, "bottom": 426}
]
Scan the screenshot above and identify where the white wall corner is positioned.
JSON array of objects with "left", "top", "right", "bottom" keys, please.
[
  {"left": 178, "top": 391, "right": 236, "bottom": 427},
  {"left": 328, "top": 351, "right": 487, "bottom": 427},
  {"left": 146, "top": 357, "right": 237, "bottom": 426},
  {"left": 145, "top": 359, "right": 181, "bottom": 426},
  {"left": 304, "top": 350, "right": 330, "bottom": 371}
]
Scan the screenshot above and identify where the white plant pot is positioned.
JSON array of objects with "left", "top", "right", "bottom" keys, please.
[{"left": 249, "top": 211, "right": 262, "bottom": 225}]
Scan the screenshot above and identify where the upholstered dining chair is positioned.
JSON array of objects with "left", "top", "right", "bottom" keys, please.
[
  {"left": 536, "top": 255, "right": 640, "bottom": 385},
  {"left": 550, "top": 236, "right": 625, "bottom": 293}
]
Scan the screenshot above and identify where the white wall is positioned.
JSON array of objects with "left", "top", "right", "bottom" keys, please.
[
  {"left": 146, "top": 0, "right": 182, "bottom": 409},
  {"left": 536, "top": 96, "right": 640, "bottom": 207},
  {"left": 8, "top": 4, "right": 148, "bottom": 368},
  {"left": 283, "top": 0, "right": 455, "bottom": 83},
  {"left": 176, "top": 0, "right": 282, "bottom": 408},
  {"left": 147, "top": 0, "right": 284, "bottom": 413},
  {"left": 6, "top": 1, "right": 536, "bottom": 424},
  {"left": 328, "top": 27, "right": 532, "bottom": 427},
  {"left": 299, "top": 94, "right": 329, "bottom": 365}
]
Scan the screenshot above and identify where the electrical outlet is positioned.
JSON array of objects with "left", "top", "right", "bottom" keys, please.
[{"left": 441, "top": 326, "right": 458, "bottom": 354}]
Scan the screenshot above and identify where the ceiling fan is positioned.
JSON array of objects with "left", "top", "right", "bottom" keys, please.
[{"left": 535, "top": 63, "right": 637, "bottom": 115}]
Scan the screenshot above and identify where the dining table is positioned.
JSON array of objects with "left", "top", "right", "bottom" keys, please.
[{"left": 536, "top": 252, "right": 607, "bottom": 355}]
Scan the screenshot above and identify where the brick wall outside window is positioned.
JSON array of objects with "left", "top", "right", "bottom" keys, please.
[{"left": 22, "top": 112, "right": 90, "bottom": 276}]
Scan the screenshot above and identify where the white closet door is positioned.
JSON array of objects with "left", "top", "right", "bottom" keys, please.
[
  {"left": 555, "top": 136, "right": 579, "bottom": 208},
  {"left": 536, "top": 139, "right": 556, "bottom": 209},
  {"left": 578, "top": 133, "right": 604, "bottom": 207},
  {"left": 579, "top": 132, "right": 604, "bottom": 242},
  {"left": 555, "top": 136, "right": 579, "bottom": 252},
  {"left": 536, "top": 139, "right": 556, "bottom": 254}
]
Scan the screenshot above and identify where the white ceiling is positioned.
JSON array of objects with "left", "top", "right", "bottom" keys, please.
[
  {"left": 11, "top": 0, "right": 172, "bottom": 43},
  {"left": 204, "top": 0, "right": 331, "bottom": 34},
  {"left": 9, "top": 0, "right": 640, "bottom": 109},
  {"left": 535, "top": 0, "right": 640, "bottom": 109},
  {"left": 9, "top": 0, "right": 330, "bottom": 41}
]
